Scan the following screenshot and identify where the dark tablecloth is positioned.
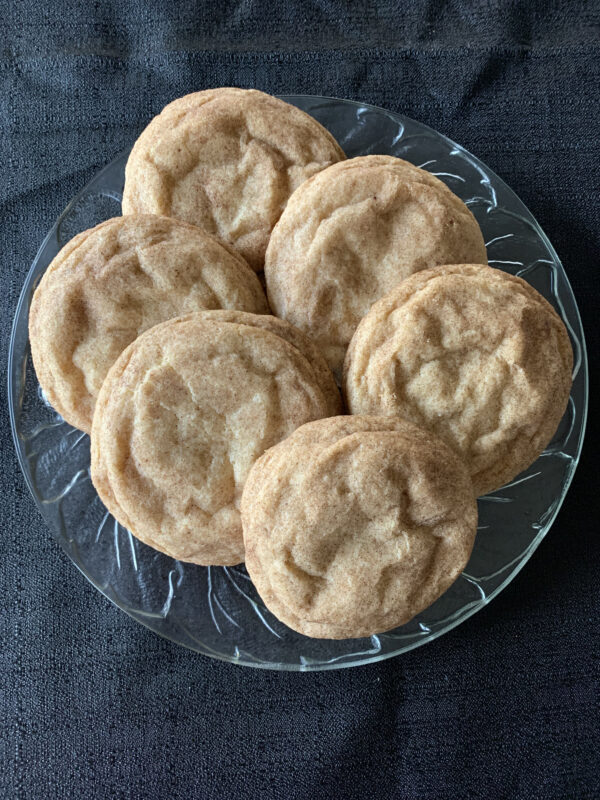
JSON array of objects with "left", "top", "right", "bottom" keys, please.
[{"left": 2, "top": 3, "right": 598, "bottom": 798}]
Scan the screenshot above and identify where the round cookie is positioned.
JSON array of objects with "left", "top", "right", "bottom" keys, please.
[
  {"left": 91, "top": 313, "right": 330, "bottom": 566},
  {"left": 265, "top": 155, "right": 487, "bottom": 378},
  {"left": 29, "top": 214, "right": 268, "bottom": 433},
  {"left": 122, "top": 88, "right": 346, "bottom": 270},
  {"left": 343, "top": 264, "right": 573, "bottom": 496},
  {"left": 242, "top": 415, "right": 478, "bottom": 639},
  {"left": 194, "top": 310, "right": 342, "bottom": 416}
]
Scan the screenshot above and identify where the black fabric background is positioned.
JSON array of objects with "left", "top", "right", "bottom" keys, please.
[{"left": 1, "top": 3, "right": 598, "bottom": 798}]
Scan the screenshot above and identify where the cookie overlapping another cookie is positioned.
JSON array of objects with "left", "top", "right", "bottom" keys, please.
[
  {"left": 242, "top": 416, "right": 478, "bottom": 639},
  {"left": 91, "top": 312, "right": 332, "bottom": 566},
  {"left": 265, "top": 155, "right": 487, "bottom": 377},
  {"left": 122, "top": 88, "right": 346, "bottom": 270},
  {"left": 343, "top": 263, "right": 573, "bottom": 496},
  {"left": 29, "top": 214, "right": 268, "bottom": 433}
]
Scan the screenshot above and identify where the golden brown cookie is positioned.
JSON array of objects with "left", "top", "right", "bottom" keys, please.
[
  {"left": 91, "top": 313, "right": 330, "bottom": 566},
  {"left": 29, "top": 214, "right": 268, "bottom": 433},
  {"left": 242, "top": 415, "right": 478, "bottom": 639},
  {"left": 194, "top": 310, "right": 342, "bottom": 416},
  {"left": 122, "top": 88, "right": 346, "bottom": 270},
  {"left": 265, "top": 155, "right": 487, "bottom": 378},
  {"left": 343, "top": 264, "right": 573, "bottom": 496}
]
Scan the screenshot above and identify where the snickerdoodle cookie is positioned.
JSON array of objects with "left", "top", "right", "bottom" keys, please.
[
  {"left": 265, "top": 155, "right": 487, "bottom": 377},
  {"left": 242, "top": 415, "right": 478, "bottom": 639},
  {"left": 91, "top": 313, "right": 330, "bottom": 566},
  {"left": 343, "top": 264, "right": 573, "bottom": 496},
  {"left": 195, "top": 310, "right": 342, "bottom": 416},
  {"left": 29, "top": 214, "right": 268, "bottom": 433},
  {"left": 122, "top": 88, "right": 346, "bottom": 270}
]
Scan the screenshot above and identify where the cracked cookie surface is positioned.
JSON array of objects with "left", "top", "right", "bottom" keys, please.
[
  {"left": 192, "top": 310, "right": 342, "bottom": 416},
  {"left": 29, "top": 214, "right": 268, "bottom": 433},
  {"left": 242, "top": 415, "right": 477, "bottom": 639},
  {"left": 122, "top": 88, "right": 346, "bottom": 270},
  {"left": 91, "top": 313, "right": 330, "bottom": 566},
  {"left": 343, "top": 264, "right": 573, "bottom": 496},
  {"left": 265, "top": 155, "right": 487, "bottom": 378}
]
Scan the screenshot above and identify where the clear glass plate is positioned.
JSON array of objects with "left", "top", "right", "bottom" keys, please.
[{"left": 8, "top": 96, "right": 588, "bottom": 671}]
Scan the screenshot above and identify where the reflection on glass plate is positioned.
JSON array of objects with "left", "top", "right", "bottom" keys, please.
[{"left": 8, "top": 96, "right": 588, "bottom": 671}]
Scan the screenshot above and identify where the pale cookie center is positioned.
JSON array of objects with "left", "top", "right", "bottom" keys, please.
[
  {"left": 372, "top": 280, "right": 555, "bottom": 461},
  {"left": 268, "top": 441, "right": 449, "bottom": 626},
  {"left": 149, "top": 124, "right": 297, "bottom": 245}
]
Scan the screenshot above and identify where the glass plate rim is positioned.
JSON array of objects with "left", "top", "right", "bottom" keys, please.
[{"left": 7, "top": 94, "right": 589, "bottom": 671}]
